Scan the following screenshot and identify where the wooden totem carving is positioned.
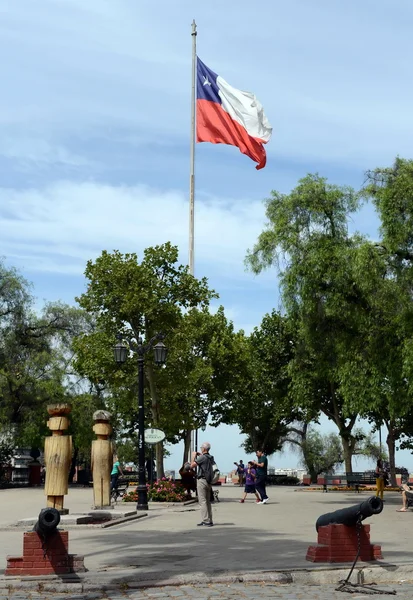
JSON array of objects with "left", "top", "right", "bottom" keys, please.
[
  {"left": 91, "top": 410, "right": 113, "bottom": 508},
  {"left": 44, "top": 403, "right": 72, "bottom": 512}
]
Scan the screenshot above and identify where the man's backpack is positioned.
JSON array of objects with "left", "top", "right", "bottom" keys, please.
[{"left": 205, "top": 455, "right": 220, "bottom": 485}]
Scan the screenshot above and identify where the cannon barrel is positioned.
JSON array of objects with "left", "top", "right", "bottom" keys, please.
[
  {"left": 33, "top": 508, "right": 61, "bottom": 537},
  {"left": 316, "top": 496, "right": 383, "bottom": 531}
]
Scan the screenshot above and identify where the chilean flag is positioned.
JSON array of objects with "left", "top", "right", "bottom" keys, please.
[{"left": 196, "top": 57, "right": 272, "bottom": 169}]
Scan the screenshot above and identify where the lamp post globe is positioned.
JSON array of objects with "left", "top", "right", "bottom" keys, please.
[
  {"left": 153, "top": 341, "right": 168, "bottom": 366},
  {"left": 113, "top": 341, "right": 128, "bottom": 364}
]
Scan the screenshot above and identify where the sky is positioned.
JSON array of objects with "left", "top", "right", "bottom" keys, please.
[{"left": 1, "top": 0, "right": 413, "bottom": 473}]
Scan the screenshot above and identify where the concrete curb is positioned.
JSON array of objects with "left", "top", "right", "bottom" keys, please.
[
  {"left": 101, "top": 512, "right": 147, "bottom": 528},
  {"left": 1, "top": 563, "right": 413, "bottom": 592},
  {"left": 182, "top": 499, "right": 198, "bottom": 506},
  {"left": 16, "top": 510, "right": 137, "bottom": 527}
]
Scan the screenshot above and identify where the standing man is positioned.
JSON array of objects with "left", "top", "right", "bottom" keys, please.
[
  {"left": 252, "top": 450, "right": 269, "bottom": 504},
  {"left": 234, "top": 460, "right": 245, "bottom": 486},
  {"left": 190, "top": 442, "right": 214, "bottom": 527}
]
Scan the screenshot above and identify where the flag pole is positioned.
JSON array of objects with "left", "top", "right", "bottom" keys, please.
[
  {"left": 189, "top": 19, "right": 197, "bottom": 276},
  {"left": 189, "top": 20, "right": 197, "bottom": 458}
]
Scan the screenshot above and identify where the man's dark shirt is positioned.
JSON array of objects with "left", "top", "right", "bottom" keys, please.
[{"left": 195, "top": 452, "right": 211, "bottom": 480}]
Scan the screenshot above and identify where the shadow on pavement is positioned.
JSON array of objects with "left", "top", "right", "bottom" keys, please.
[{"left": 77, "top": 526, "right": 308, "bottom": 586}]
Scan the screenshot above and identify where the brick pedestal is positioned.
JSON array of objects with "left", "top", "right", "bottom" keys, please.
[
  {"left": 306, "top": 523, "right": 383, "bottom": 563},
  {"left": 6, "top": 531, "right": 85, "bottom": 576}
]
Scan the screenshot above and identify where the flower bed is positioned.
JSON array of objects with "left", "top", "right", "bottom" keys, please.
[
  {"left": 297, "top": 485, "right": 401, "bottom": 492},
  {"left": 122, "top": 478, "right": 187, "bottom": 503}
]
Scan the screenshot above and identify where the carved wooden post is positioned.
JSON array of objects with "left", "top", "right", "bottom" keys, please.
[
  {"left": 44, "top": 404, "right": 72, "bottom": 514},
  {"left": 91, "top": 410, "right": 113, "bottom": 509}
]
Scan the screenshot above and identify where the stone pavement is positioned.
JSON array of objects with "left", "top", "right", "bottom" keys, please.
[
  {"left": 2, "top": 581, "right": 413, "bottom": 599},
  {"left": 1, "top": 485, "right": 413, "bottom": 595}
]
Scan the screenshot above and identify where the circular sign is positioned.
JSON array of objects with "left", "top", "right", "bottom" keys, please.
[{"left": 144, "top": 428, "right": 166, "bottom": 444}]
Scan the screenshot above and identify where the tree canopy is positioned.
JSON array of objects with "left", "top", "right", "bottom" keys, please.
[
  {"left": 73, "top": 243, "right": 241, "bottom": 475},
  {"left": 3, "top": 160, "right": 413, "bottom": 482},
  {"left": 245, "top": 167, "right": 413, "bottom": 476}
]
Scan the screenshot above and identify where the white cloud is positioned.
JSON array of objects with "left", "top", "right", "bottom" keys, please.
[
  {"left": 0, "top": 180, "right": 272, "bottom": 284},
  {"left": 0, "top": 0, "right": 403, "bottom": 338},
  {"left": 0, "top": 137, "right": 95, "bottom": 169},
  {"left": 0, "top": 1, "right": 412, "bottom": 168}
]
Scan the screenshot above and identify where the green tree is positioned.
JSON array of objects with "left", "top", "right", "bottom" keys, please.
[
  {"left": 0, "top": 262, "right": 89, "bottom": 448},
  {"left": 154, "top": 306, "right": 244, "bottom": 465},
  {"left": 295, "top": 429, "right": 343, "bottom": 483},
  {"left": 0, "top": 260, "right": 120, "bottom": 472},
  {"left": 116, "top": 439, "right": 138, "bottom": 466},
  {"left": 74, "top": 244, "right": 216, "bottom": 477},
  {"left": 0, "top": 434, "right": 15, "bottom": 482},
  {"left": 214, "top": 310, "right": 303, "bottom": 456},
  {"left": 357, "top": 159, "right": 413, "bottom": 482},
  {"left": 246, "top": 174, "right": 371, "bottom": 472},
  {"left": 359, "top": 429, "right": 387, "bottom": 464}
]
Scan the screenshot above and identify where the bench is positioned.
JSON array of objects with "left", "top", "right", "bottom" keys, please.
[
  {"left": 111, "top": 479, "right": 129, "bottom": 502},
  {"left": 346, "top": 472, "right": 376, "bottom": 493},
  {"left": 265, "top": 474, "right": 300, "bottom": 486}
]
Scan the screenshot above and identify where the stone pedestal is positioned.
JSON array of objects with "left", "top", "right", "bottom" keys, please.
[
  {"left": 306, "top": 523, "right": 383, "bottom": 563},
  {"left": 5, "top": 531, "right": 85, "bottom": 576}
]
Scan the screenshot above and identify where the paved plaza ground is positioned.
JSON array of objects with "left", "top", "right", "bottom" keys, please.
[
  {"left": 1, "top": 484, "right": 413, "bottom": 598},
  {"left": 2, "top": 581, "right": 413, "bottom": 600}
]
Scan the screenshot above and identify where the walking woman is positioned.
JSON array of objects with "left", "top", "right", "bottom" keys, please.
[
  {"left": 375, "top": 459, "right": 385, "bottom": 500},
  {"left": 110, "top": 455, "right": 123, "bottom": 491}
]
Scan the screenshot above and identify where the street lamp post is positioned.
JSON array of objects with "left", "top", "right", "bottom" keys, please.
[{"left": 113, "top": 333, "right": 168, "bottom": 511}]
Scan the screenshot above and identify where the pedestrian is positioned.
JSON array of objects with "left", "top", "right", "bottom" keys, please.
[
  {"left": 375, "top": 458, "right": 385, "bottom": 501},
  {"left": 146, "top": 457, "right": 156, "bottom": 483},
  {"left": 189, "top": 441, "right": 214, "bottom": 527},
  {"left": 110, "top": 455, "right": 123, "bottom": 491},
  {"left": 397, "top": 482, "right": 413, "bottom": 512},
  {"left": 179, "top": 462, "right": 197, "bottom": 499},
  {"left": 239, "top": 461, "right": 260, "bottom": 503},
  {"left": 234, "top": 460, "right": 245, "bottom": 486},
  {"left": 252, "top": 449, "right": 269, "bottom": 504}
]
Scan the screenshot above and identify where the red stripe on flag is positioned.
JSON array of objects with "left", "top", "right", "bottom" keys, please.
[{"left": 196, "top": 99, "right": 267, "bottom": 170}]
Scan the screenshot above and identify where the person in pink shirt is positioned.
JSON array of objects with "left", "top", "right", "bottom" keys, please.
[{"left": 239, "top": 461, "right": 261, "bottom": 503}]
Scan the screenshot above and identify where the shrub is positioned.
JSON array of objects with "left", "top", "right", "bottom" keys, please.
[
  {"left": 149, "top": 479, "right": 187, "bottom": 502},
  {"left": 0, "top": 439, "right": 14, "bottom": 484},
  {"left": 122, "top": 490, "right": 138, "bottom": 503},
  {"left": 122, "top": 479, "right": 187, "bottom": 503}
]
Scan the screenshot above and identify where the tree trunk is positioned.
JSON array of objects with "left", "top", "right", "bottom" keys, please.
[
  {"left": 146, "top": 363, "right": 165, "bottom": 479},
  {"left": 341, "top": 437, "right": 353, "bottom": 474},
  {"left": 309, "top": 468, "right": 318, "bottom": 484},
  {"left": 385, "top": 420, "right": 397, "bottom": 487},
  {"left": 301, "top": 442, "right": 318, "bottom": 483},
  {"left": 301, "top": 443, "right": 318, "bottom": 483},
  {"left": 322, "top": 383, "right": 357, "bottom": 474},
  {"left": 155, "top": 442, "right": 164, "bottom": 480},
  {"left": 320, "top": 413, "right": 355, "bottom": 473},
  {"left": 182, "top": 429, "right": 191, "bottom": 466}
]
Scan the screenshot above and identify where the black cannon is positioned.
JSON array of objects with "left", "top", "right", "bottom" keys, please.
[
  {"left": 33, "top": 508, "right": 61, "bottom": 538},
  {"left": 316, "top": 496, "right": 383, "bottom": 531}
]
